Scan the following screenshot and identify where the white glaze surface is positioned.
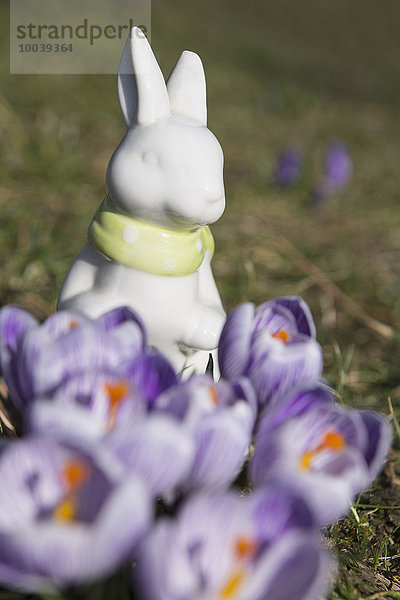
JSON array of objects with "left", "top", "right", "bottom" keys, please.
[{"left": 58, "top": 28, "right": 226, "bottom": 376}]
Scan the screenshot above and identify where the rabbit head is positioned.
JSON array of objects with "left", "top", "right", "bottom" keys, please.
[{"left": 106, "top": 28, "right": 226, "bottom": 229}]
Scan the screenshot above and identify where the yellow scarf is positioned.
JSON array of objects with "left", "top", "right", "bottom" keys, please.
[{"left": 88, "top": 197, "right": 214, "bottom": 277}]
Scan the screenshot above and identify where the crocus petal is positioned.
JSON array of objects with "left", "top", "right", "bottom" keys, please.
[
  {"left": 0, "top": 306, "right": 38, "bottom": 354},
  {"left": 243, "top": 530, "right": 332, "bottom": 600},
  {"left": 134, "top": 487, "right": 333, "bottom": 600},
  {"left": 359, "top": 411, "right": 392, "bottom": 482},
  {"left": 266, "top": 296, "right": 316, "bottom": 338},
  {"left": 0, "top": 306, "right": 38, "bottom": 404},
  {"left": 106, "top": 415, "right": 194, "bottom": 496},
  {"left": 135, "top": 519, "right": 204, "bottom": 600},
  {"left": 0, "top": 436, "right": 151, "bottom": 592},
  {"left": 39, "top": 311, "right": 91, "bottom": 339},
  {"left": 231, "top": 377, "right": 259, "bottom": 425},
  {"left": 218, "top": 303, "right": 255, "bottom": 380},
  {"left": 125, "top": 350, "right": 178, "bottom": 408},
  {"left": 28, "top": 370, "right": 146, "bottom": 439},
  {"left": 251, "top": 403, "right": 374, "bottom": 524},
  {"left": 96, "top": 305, "right": 147, "bottom": 337},
  {"left": 28, "top": 401, "right": 108, "bottom": 440},
  {"left": 185, "top": 410, "right": 251, "bottom": 490},
  {"left": 259, "top": 383, "right": 335, "bottom": 434},
  {"left": 248, "top": 333, "right": 323, "bottom": 408},
  {"left": 0, "top": 475, "right": 150, "bottom": 590},
  {"left": 253, "top": 303, "right": 299, "bottom": 338},
  {"left": 16, "top": 323, "right": 141, "bottom": 405},
  {"left": 251, "top": 484, "right": 316, "bottom": 539}
]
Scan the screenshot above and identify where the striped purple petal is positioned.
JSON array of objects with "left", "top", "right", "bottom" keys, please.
[
  {"left": 0, "top": 306, "right": 38, "bottom": 354},
  {"left": 96, "top": 305, "right": 147, "bottom": 347},
  {"left": 125, "top": 350, "right": 178, "bottom": 409},
  {"left": 258, "top": 383, "right": 335, "bottom": 434},
  {"left": 106, "top": 415, "right": 194, "bottom": 496},
  {"left": 0, "top": 436, "right": 151, "bottom": 592},
  {"left": 218, "top": 303, "right": 255, "bottom": 380},
  {"left": 262, "top": 297, "right": 316, "bottom": 338},
  {"left": 250, "top": 403, "right": 380, "bottom": 524},
  {"left": 185, "top": 409, "right": 251, "bottom": 490},
  {"left": 134, "top": 486, "right": 333, "bottom": 600},
  {"left": 247, "top": 332, "right": 323, "bottom": 408},
  {"left": 16, "top": 322, "right": 142, "bottom": 405},
  {"left": 28, "top": 370, "right": 146, "bottom": 439},
  {"left": 359, "top": 411, "right": 392, "bottom": 482}
]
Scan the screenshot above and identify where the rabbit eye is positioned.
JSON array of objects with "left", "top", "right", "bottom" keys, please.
[{"left": 143, "top": 152, "right": 159, "bottom": 167}]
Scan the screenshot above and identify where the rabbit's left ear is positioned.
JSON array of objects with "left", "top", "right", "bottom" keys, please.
[
  {"left": 118, "top": 28, "right": 170, "bottom": 127},
  {"left": 167, "top": 51, "right": 207, "bottom": 126}
]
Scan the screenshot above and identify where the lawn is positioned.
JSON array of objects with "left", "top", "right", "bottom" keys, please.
[{"left": 1, "top": 0, "right": 400, "bottom": 597}]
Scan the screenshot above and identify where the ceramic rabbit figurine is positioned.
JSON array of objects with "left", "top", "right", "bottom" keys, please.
[{"left": 58, "top": 27, "right": 226, "bottom": 375}]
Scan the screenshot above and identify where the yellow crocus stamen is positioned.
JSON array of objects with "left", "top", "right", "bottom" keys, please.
[
  {"left": 271, "top": 329, "right": 290, "bottom": 344},
  {"left": 54, "top": 458, "right": 90, "bottom": 523},
  {"left": 300, "top": 429, "right": 346, "bottom": 471},
  {"left": 299, "top": 450, "right": 314, "bottom": 470},
  {"left": 54, "top": 497, "right": 76, "bottom": 522},
  {"left": 220, "top": 569, "right": 245, "bottom": 599}
]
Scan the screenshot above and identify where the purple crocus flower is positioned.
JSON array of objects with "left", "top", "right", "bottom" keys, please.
[
  {"left": 218, "top": 297, "right": 323, "bottom": 410},
  {"left": 28, "top": 371, "right": 195, "bottom": 498},
  {"left": 125, "top": 349, "right": 178, "bottom": 409},
  {"left": 0, "top": 305, "right": 147, "bottom": 410},
  {"left": 312, "top": 141, "right": 352, "bottom": 205},
  {"left": 324, "top": 142, "right": 353, "bottom": 190},
  {"left": 133, "top": 485, "right": 333, "bottom": 600},
  {"left": 273, "top": 146, "right": 304, "bottom": 187},
  {"left": 0, "top": 436, "right": 151, "bottom": 593},
  {"left": 106, "top": 415, "right": 195, "bottom": 497},
  {"left": 152, "top": 374, "right": 256, "bottom": 491},
  {"left": 28, "top": 370, "right": 147, "bottom": 439},
  {"left": 250, "top": 386, "right": 392, "bottom": 524}
]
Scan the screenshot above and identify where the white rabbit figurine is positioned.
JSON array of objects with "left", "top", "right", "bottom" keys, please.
[{"left": 58, "top": 27, "right": 226, "bottom": 375}]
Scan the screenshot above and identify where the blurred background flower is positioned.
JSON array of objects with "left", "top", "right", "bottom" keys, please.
[
  {"left": 311, "top": 141, "right": 353, "bottom": 207},
  {"left": 273, "top": 145, "right": 304, "bottom": 187}
]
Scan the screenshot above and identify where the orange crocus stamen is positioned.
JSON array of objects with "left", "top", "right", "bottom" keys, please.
[
  {"left": 104, "top": 380, "right": 130, "bottom": 412},
  {"left": 63, "top": 458, "right": 89, "bottom": 491},
  {"left": 300, "top": 429, "right": 346, "bottom": 471},
  {"left": 271, "top": 329, "right": 290, "bottom": 344},
  {"left": 68, "top": 320, "right": 79, "bottom": 330},
  {"left": 209, "top": 386, "right": 220, "bottom": 406},
  {"left": 234, "top": 537, "right": 258, "bottom": 559},
  {"left": 318, "top": 430, "right": 346, "bottom": 452},
  {"left": 55, "top": 458, "right": 90, "bottom": 523}
]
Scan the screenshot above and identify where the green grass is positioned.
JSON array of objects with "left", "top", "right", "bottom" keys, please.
[{"left": 1, "top": 0, "right": 400, "bottom": 597}]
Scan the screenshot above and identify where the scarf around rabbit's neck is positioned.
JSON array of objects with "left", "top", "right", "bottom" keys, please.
[{"left": 88, "top": 196, "right": 215, "bottom": 277}]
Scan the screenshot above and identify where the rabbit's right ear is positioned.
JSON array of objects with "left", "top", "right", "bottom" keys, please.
[
  {"left": 117, "top": 28, "right": 170, "bottom": 127},
  {"left": 167, "top": 51, "right": 207, "bottom": 126}
]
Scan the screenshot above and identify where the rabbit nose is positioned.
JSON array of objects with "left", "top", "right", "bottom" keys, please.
[{"left": 187, "top": 186, "right": 224, "bottom": 204}]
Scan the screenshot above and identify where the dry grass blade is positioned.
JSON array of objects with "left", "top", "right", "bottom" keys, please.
[
  {"left": 0, "top": 379, "right": 17, "bottom": 436},
  {"left": 269, "top": 233, "right": 394, "bottom": 341}
]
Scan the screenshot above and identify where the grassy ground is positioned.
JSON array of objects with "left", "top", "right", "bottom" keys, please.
[{"left": 1, "top": 0, "right": 400, "bottom": 597}]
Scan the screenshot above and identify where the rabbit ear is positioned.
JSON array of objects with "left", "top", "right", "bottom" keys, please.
[
  {"left": 167, "top": 51, "right": 207, "bottom": 126},
  {"left": 117, "top": 27, "right": 170, "bottom": 127}
]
